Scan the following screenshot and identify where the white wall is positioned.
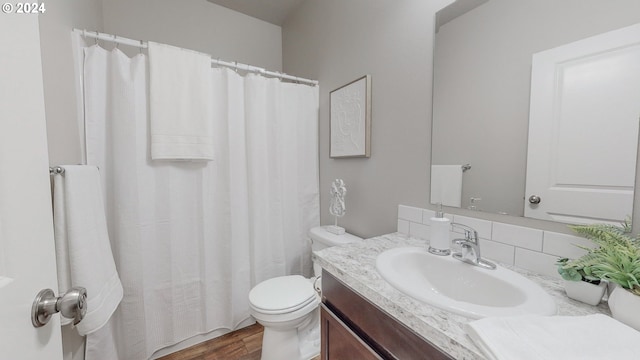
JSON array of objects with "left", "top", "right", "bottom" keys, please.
[{"left": 283, "top": 0, "right": 452, "bottom": 238}]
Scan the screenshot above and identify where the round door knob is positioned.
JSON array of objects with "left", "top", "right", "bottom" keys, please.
[
  {"left": 528, "top": 195, "right": 541, "bottom": 204},
  {"left": 31, "top": 287, "right": 88, "bottom": 328},
  {"left": 58, "top": 287, "right": 87, "bottom": 325}
]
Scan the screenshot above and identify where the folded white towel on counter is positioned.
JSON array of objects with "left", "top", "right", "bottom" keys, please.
[
  {"left": 466, "top": 314, "right": 640, "bottom": 360},
  {"left": 430, "top": 165, "right": 463, "bottom": 207},
  {"left": 53, "top": 165, "right": 123, "bottom": 335},
  {"left": 148, "top": 41, "right": 214, "bottom": 160}
]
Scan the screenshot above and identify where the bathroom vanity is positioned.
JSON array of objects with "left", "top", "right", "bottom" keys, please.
[
  {"left": 321, "top": 271, "right": 451, "bottom": 359},
  {"left": 314, "top": 233, "right": 610, "bottom": 359}
]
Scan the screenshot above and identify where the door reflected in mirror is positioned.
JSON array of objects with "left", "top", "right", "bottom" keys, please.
[{"left": 431, "top": 0, "right": 640, "bottom": 224}]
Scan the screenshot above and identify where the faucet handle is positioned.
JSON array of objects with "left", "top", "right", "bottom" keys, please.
[
  {"left": 450, "top": 223, "right": 496, "bottom": 270},
  {"left": 450, "top": 223, "right": 479, "bottom": 243},
  {"left": 453, "top": 238, "right": 471, "bottom": 246}
]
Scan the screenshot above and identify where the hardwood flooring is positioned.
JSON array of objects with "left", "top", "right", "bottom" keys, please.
[{"left": 157, "top": 323, "right": 321, "bottom": 360}]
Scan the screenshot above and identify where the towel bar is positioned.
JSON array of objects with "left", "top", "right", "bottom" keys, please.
[{"left": 49, "top": 166, "right": 65, "bottom": 175}]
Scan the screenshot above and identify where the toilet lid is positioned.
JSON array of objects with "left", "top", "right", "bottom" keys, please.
[{"left": 249, "top": 275, "right": 317, "bottom": 314}]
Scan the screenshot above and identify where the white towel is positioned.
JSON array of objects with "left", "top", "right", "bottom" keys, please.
[
  {"left": 148, "top": 41, "right": 214, "bottom": 160},
  {"left": 430, "top": 165, "right": 463, "bottom": 207},
  {"left": 466, "top": 314, "right": 640, "bottom": 360},
  {"left": 53, "top": 165, "right": 123, "bottom": 335}
]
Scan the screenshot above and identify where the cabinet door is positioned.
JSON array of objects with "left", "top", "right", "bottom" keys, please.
[
  {"left": 322, "top": 271, "right": 453, "bottom": 359},
  {"left": 321, "top": 305, "right": 382, "bottom": 360}
]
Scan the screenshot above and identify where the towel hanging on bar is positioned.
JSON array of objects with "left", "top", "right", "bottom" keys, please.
[{"left": 52, "top": 165, "right": 123, "bottom": 335}]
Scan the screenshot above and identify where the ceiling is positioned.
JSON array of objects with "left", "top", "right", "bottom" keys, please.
[
  {"left": 436, "top": 0, "right": 488, "bottom": 31},
  {"left": 206, "top": 0, "right": 305, "bottom": 26}
]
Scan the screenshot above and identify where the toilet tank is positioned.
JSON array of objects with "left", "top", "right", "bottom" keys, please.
[
  {"left": 309, "top": 226, "right": 362, "bottom": 252},
  {"left": 309, "top": 226, "right": 362, "bottom": 277}
]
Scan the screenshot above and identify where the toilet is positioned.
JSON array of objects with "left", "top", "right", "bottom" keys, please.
[{"left": 248, "top": 226, "right": 362, "bottom": 360}]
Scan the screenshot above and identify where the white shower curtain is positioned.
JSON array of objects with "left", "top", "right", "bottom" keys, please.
[{"left": 80, "top": 42, "right": 319, "bottom": 359}]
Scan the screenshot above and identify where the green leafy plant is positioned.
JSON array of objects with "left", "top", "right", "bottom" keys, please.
[
  {"left": 558, "top": 220, "right": 640, "bottom": 296},
  {"left": 556, "top": 257, "right": 599, "bottom": 283}
]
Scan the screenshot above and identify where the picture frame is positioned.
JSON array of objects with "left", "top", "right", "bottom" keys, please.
[{"left": 330, "top": 75, "right": 371, "bottom": 158}]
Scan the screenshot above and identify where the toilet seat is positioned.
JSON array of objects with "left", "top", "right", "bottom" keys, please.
[
  {"left": 249, "top": 275, "right": 317, "bottom": 315},
  {"left": 249, "top": 228, "right": 362, "bottom": 360}
]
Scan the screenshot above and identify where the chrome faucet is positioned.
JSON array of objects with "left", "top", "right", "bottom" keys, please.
[{"left": 450, "top": 223, "right": 496, "bottom": 270}]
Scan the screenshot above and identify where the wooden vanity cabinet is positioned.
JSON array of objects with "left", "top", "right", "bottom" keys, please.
[
  {"left": 321, "top": 270, "right": 453, "bottom": 360},
  {"left": 320, "top": 304, "right": 382, "bottom": 359}
]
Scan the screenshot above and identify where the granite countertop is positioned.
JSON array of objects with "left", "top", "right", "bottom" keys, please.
[{"left": 313, "top": 233, "right": 611, "bottom": 360}]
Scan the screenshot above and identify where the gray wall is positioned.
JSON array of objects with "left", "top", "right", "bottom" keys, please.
[
  {"left": 432, "top": 0, "right": 640, "bottom": 217},
  {"left": 283, "top": 0, "right": 453, "bottom": 238},
  {"left": 284, "top": 0, "right": 640, "bottom": 237},
  {"left": 102, "top": 0, "right": 282, "bottom": 72},
  {"left": 39, "top": 0, "right": 103, "bottom": 166}
]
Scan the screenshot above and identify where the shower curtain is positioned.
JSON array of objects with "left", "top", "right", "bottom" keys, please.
[{"left": 78, "top": 41, "right": 319, "bottom": 358}]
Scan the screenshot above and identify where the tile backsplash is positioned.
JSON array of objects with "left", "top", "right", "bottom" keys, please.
[{"left": 397, "top": 205, "right": 591, "bottom": 279}]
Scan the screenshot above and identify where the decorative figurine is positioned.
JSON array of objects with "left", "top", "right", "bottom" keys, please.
[{"left": 327, "top": 179, "right": 346, "bottom": 235}]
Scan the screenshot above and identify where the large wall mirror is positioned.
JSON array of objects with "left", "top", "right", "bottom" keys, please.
[{"left": 431, "top": 0, "right": 640, "bottom": 224}]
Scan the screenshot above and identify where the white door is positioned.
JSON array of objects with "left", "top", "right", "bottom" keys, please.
[
  {"left": 0, "top": 14, "right": 64, "bottom": 360},
  {"left": 525, "top": 23, "right": 640, "bottom": 224}
]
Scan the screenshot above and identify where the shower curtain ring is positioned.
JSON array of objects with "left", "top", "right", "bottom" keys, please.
[
  {"left": 113, "top": 34, "right": 119, "bottom": 49},
  {"left": 94, "top": 31, "right": 99, "bottom": 45}
]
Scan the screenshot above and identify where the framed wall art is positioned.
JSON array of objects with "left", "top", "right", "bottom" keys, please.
[{"left": 330, "top": 75, "right": 371, "bottom": 158}]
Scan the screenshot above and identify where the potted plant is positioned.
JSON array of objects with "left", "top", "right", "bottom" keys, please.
[
  {"left": 556, "top": 257, "right": 606, "bottom": 306},
  {"left": 563, "top": 221, "right": 640, "bottom": 330}
]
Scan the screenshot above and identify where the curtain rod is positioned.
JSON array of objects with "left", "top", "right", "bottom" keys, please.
[{"left": 73, "top": 28, "right": 319, "bottom": 86}]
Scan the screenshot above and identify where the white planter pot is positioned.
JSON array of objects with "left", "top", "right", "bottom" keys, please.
[
  {"left": 608, "top": 286, "right": 640, "bottom": 331},
  {"left": 564, "top": 280, "right": 607, "bottom": 306}
]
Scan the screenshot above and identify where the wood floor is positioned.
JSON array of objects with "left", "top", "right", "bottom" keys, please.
[{"left": 157, "top": 323, "right": 321, "bottom": 360}]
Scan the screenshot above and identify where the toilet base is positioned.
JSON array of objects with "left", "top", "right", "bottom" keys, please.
[
  {"left": 298, "top": 310, "right": 320, "bottom": 360},
  {"left": 261, "top": 327, "right": 300, "bottom": 360},
  {"left": 259, "top": 308, "right": 319, "bottom": 360}
]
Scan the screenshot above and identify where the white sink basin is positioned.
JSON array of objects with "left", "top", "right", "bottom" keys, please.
[{"left": 376, "top": 247, "right": 557, "bottom": 319}]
